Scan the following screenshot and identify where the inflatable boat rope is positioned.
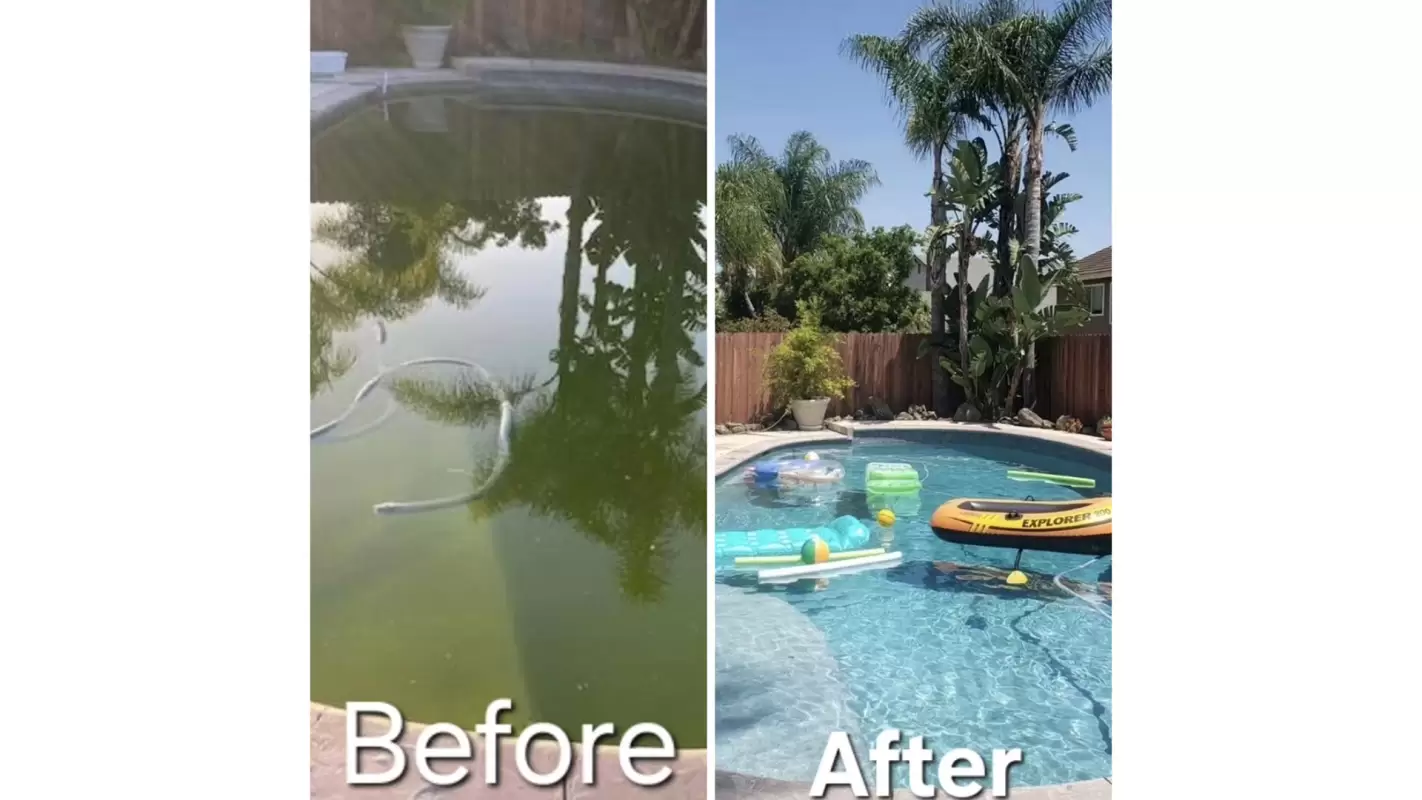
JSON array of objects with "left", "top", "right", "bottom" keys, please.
[
  {"left": 1053, "top": 555, "right": 1112, "bottom": 621},
  {"left": 310, "top": 321, "right": 514, "bottom": 516}
]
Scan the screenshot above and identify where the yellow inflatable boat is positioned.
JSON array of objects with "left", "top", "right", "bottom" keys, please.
[{"left": 930, "top": 497, "right": 1112, "bottom": 556}]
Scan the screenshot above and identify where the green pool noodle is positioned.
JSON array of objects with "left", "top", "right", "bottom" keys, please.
[
  {"left": 1006, "top": 470, "right": 1096, "bottom": 489},
  {"left": 734, "top": 547, "right": 887, "bottom": 567}
]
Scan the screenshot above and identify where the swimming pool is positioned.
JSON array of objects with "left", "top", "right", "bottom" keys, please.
[
  {"left": 714, "top": 431, "right": 1111, "bottom": 788},
  {"left": 311, "top": 88, "right": 707, "bottom": 745}
]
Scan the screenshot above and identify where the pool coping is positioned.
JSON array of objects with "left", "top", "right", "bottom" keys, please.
[
  {"left": 311, "top": 702, "right": 707, "bottom": 798},
  {"left": 715, "top": 420, "right": 1112, "bottom": 478},
  {"left": 311, "top": 61, "right": 706, "bottom": 136},
  {"left": 713, "top": 421, "right": 1111, "bottom": 796}
]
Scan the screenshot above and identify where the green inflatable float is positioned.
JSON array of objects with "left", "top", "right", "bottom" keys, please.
[{"left": 866, "top": 462, "right": 923, "bottom": 516}]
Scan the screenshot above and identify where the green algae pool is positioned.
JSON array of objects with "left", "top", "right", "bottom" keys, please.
[{"left": 310, "top": 92, "right": 706, "bottom": 746}]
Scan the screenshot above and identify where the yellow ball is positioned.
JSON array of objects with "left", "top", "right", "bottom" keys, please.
[
  {"left": 1006, "top": 570, "right": 1029, "bottom": 586},
  {"left": 876, "top": 509, "right": 896, "bottom": 528},
  {"left": 805, "top": 451, "right": 820, "bottom": 461}
]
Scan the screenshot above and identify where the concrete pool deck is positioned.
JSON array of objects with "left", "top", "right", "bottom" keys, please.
[
  {"left": 311, "top": 67, "right": 475, "bottom": 128},
  {"left": 311, "top": 703, "right": 707, "bottom": 798},
  {"left": 714, "top": 420, "right": 1111, "bottom": 797}
]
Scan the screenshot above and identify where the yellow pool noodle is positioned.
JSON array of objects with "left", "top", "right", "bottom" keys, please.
[{"left": 734, "top": 548, "right": 886, "bottom": 567}]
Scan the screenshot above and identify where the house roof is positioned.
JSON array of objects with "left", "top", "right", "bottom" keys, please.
[{"left": 1076, "top": 246, "right": 1111, "bottom": 281}]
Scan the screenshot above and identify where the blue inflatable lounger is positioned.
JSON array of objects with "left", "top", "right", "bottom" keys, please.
[
  {"left": 745, "top": 457, "right": 845, "bottom": 488},
  {"left": 715, "top": 515, "right": 872, "bottom": 561}
]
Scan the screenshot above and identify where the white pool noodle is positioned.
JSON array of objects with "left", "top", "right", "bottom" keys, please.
[{"left": 757, "top": 551, "right": 903, "bottom": 584}]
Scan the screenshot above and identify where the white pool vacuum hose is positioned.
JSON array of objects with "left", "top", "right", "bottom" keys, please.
[{"left": 310, "top": 322, "right": 515, "bottom": 516}]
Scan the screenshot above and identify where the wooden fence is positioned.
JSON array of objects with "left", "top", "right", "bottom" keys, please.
[
  {"left": 715, "top": 332, "right": 1112, "bottom": 426},
  {"left": 311, "top": 0, "right": 705, "bottom": 70},
  {"left": 715, "top": 333, "right": 939, "bottom": 424},
  {"left": 1036, "top": 334, "right": 1112, "bottom": 424}
]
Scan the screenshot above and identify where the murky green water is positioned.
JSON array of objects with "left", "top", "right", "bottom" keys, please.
[{"left": 310, "top": 94, "right": 706, "bottom": 746}]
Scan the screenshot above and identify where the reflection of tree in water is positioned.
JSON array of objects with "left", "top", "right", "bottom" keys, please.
[
  {"left": 309, "top": 198, "right": 559, "bottom": 395},
  {"left": 391, "top": 118, "right": 707, "bottom": 602}
]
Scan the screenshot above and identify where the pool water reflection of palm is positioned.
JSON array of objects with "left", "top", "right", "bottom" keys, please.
[{"left": 310, "top": 97, "right": 707, "bottom": 745}]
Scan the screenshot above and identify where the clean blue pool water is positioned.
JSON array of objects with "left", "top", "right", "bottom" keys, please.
[{"left": 715, "top": 431, "right": 1112, "bottom": 789}]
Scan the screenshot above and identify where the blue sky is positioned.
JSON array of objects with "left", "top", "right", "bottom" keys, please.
[{"left": 715, "top": 0, "right": 1112, "bottom": 257}]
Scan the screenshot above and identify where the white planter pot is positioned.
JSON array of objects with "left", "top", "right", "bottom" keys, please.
[
  {"left": 790, "top": 398, "right": 831, "bottom": 431},
  {"left": 402, "top": 25, "right": 452, "bottom": 69},
  {"left": 401, "top": 96, "right": 449, "bottom": 133},
  {"left": 310, "top": 51, "right": 347, "bottom": 77}
]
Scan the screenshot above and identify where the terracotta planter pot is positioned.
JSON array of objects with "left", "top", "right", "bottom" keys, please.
[{"left": 1100, "top": 424, "right": 1112, "bottom": 441}]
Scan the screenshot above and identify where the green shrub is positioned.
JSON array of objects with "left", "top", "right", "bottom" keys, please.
[
  {"left": 787, "top": 226, "right": 928, "bottom": 333},
  {"left": 719, "top": 309, "right": 792, "bottom": 333},
  {"left": 396, "top": 0, "right": 464, "bottom": 25},
  {"left": 763, "top": 304, "right": 855, "bottom": 406}
]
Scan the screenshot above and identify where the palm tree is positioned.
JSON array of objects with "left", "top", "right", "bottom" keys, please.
[
  {"left": 842, "top": 33, "right": 974, "bottom": 416},
  {"left": 1013, "top": 2, "right": 1110, "bottom": 276},
  {"left": 935, "top": 138, "right": 996, "bottom": 417},
  {"left": 389, "top": 191, "right": 707, "bottom": 604},
  {"left": 909, "top": 0, "right": 1110, "bottom": 408},
  {"left": 310, "top": 202, "right": 489, "bottom": 395},
  {"left": 714, "top": 159, "right": 782, "bottom": 316},
  {"left": 903, "top": 0, "right": 1027, "bottom": 296},
  {"left": 308, "top": 197, "right": 566, "bottom": 396},
  {"left": 904, "top": 0, "right": 1107, "bottom": 278},
  {"left": 996, "top": 0, "right": 1110, "bottom": 407},
  {"left": 722, "top": 131, "right": 880, "bottom": 269},
  {"left": 993, "top": 171, "right": 1085, "bottom": 296}
]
